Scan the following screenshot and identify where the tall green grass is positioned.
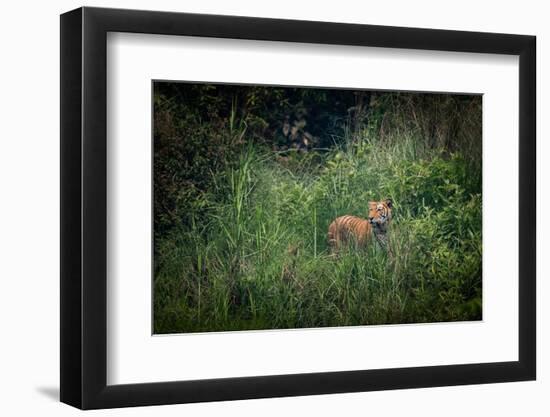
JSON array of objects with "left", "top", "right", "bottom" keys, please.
[{"left": 153, "top": 127, "right": 482, "bottom": 334}]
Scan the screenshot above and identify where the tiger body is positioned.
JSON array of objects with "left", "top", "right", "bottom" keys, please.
[{"left": 327, "top": 199, "right": 392, "bottom": 252}]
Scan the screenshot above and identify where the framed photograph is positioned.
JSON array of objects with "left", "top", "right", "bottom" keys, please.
[{"left": 60, "top": 6, "right": 536, "bottom": 409}]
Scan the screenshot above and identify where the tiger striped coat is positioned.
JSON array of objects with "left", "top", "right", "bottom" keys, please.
[{"left": 327, "top": 199, "right": 392, "bottom": 252}]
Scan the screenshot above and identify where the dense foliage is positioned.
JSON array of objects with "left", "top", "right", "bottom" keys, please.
[{"left": 153, "top": 83, "right": 482, "bottom": 333}]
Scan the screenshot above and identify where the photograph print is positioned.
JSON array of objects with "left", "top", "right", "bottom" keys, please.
[{"left": 153, "top": 81, "right": 482, "bottom": 334}]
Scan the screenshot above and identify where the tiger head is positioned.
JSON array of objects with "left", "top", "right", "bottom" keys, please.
[{"left": 368, "top": 199, "right": 393, "bottom": 228}]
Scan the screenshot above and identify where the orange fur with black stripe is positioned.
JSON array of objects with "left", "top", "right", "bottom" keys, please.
[{"left": 328, "top": 199, "right": 392, "bottom": 251}]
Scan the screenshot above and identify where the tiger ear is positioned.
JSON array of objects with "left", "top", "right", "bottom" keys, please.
[{"left": 385, "top": 198, "right": 393, "bottom": 208}]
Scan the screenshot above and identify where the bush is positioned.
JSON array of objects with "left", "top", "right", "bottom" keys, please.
[{"left": 154, "top": 130, "right": 482, "bottom": 333}]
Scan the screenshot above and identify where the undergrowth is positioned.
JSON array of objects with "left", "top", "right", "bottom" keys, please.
[{"left": 154, "top": 128, "right": 482, "bottom": 333}]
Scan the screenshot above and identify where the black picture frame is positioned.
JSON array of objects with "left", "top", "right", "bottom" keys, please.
[{"left": 60, "top": 6, "right": 536, "bottom": 410}]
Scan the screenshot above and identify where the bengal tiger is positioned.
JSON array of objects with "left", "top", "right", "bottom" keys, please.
[{"left": 327, "top": 199, "right": 393, "bottom": 252}]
